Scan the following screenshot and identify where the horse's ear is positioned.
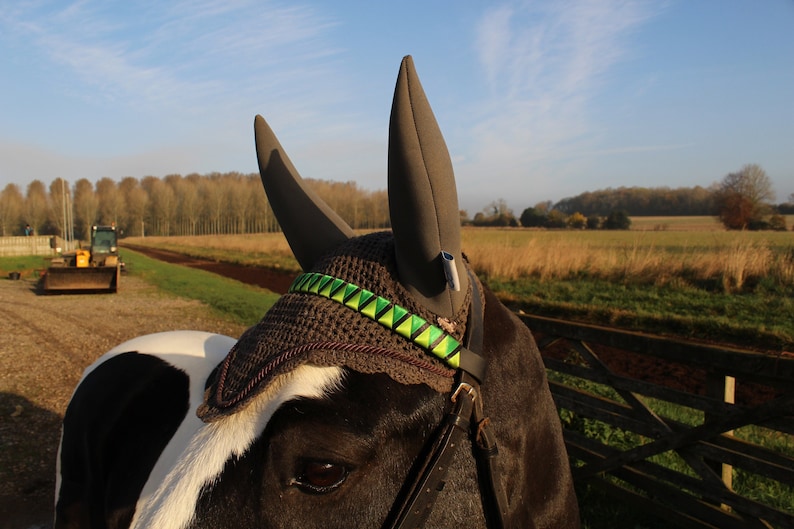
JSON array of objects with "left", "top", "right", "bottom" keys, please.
[
  {"left": 254, "top": 115, "right": 354, "bottom": 271},
  {"left": 389, "top": 55, "right": 468, "bottom": 318}
]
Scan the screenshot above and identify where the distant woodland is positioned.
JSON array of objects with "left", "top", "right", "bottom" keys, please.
[
  {"left": 1, "top": 168, "right": 792, "bottom": 238},
  {"left": 0, "top": 173, "right": 388, "bottom": 238}
]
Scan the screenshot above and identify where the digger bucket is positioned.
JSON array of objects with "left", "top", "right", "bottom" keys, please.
[{"left": 42, "top": 265, "right": 120, "bottom": 293}]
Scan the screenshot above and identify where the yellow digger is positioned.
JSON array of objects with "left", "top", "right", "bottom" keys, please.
[{"left": 43, "top": 225, "right": 123, "bottom": 293}]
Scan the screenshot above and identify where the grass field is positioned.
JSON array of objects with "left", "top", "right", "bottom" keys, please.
[
  {"left": 462, "top": 226, "right": 793, "bottom": 349},
  {"left": 124, "top": 219, "right": 794, "bottom": 350}
]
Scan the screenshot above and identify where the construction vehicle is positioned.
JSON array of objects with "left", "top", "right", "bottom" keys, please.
[{"left": 42, "top": 225, "right": 122, "bottom": 293}]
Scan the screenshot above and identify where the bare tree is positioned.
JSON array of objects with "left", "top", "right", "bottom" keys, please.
[
  {"left": 249, "top": 175, "right": 274, "bottom": 233},
  {"left": 715, "top": 164, "right": 775, "bottom": 229},
  {"left": 148, "top": 178, "right": 176, "bottom": 236},
  {"left": 73, "top": 178, "right": 99, "bottom": 240},
  {"left": 48, "top": 178, "right": 72, "bottom": 239},
  {"left": 174, "top": 175, "right": 202, "bottom": 235},
  {"left": 25, "top": 180, "right": 49, "bottom": 235},
  {"left": 119, "top": 177, "right": 147, "bottom": 236},
  {"left": 96, "top": 177, "right": 123, "bottom": 226},
  {"left": 478, "top": 198, "right": 516, "bottom": 226},
  {"left": 363, "top": 189, "right": 389, "bottom": 229},
  {"left": 225, "top": 173, "right": 252, "bottom": 234},
  {"left": 486, "top": 198, "right": 512, "bottom": 217},
  {"left": 201, "top": 175, "right": 226, "bottom": 235},
  {"left": 243, "top": 176, "right": 263, "bottom": 233},
  {"left": 0, "top": 183, "right": 24, "bottom": 236}
]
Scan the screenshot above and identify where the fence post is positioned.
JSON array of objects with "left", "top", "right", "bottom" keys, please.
[{"left": 705, "top": 372, "right": 736, "bottom": 504}]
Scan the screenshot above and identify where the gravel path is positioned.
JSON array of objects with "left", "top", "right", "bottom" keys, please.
[{"left": 0, "top": 275, "right": 249, "bottom": 528}]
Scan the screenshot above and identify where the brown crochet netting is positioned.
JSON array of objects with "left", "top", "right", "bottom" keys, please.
[{"left": 198, "top": 232, "right": 475, "bottom": 422}]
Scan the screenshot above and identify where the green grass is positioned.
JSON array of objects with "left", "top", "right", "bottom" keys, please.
[
  {"left": 123, "top": 249, "right": 280, "bottom": 326},
  {"left": 489, "top": 276, "right": 794, "bottom": 351},
  {"left": 0, "top": 255, "right": 48, "bottom": 278}
]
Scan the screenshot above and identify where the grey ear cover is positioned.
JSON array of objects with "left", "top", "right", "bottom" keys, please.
[
  {"left": 254, "top": 115, "right": 354, "bottom": 271},
  {"left": 388, "top": 56, "right": 468, "bottom": 317}
]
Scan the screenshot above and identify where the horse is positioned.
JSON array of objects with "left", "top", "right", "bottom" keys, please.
[{"left": 55, "top": 55, "right": 579, "bottom": 529}]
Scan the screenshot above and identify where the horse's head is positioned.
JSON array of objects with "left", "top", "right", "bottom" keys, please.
[
  {"left": 187, "top": 55, "right": 579, "bottom": 528},
  {"left": 55, "top": 56, "right": 578, "bottom": 529}
]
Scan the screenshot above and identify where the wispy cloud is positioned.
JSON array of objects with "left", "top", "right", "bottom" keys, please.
[
  {"left": 460, "top": 0, "right": 661, "bottom": 202},
  {"left": 0, "top": 0, "right": 363, "bottom": 190},
  {"left": 6, "top": 1, "right": 340, "bottom": 113}
]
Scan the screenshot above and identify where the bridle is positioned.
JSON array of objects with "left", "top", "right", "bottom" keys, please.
[
  {"left": 289, "top": 272, "right": 509, "bottom": 528},
  {"left": 382, "top": 272, "right": 509, "bottom": 529}
]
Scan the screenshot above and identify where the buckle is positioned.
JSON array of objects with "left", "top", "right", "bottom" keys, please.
[{"left": 451, "top": 381, "right": 477, "bottom": 403}]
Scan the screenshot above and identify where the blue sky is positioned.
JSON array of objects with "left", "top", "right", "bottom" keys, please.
[{"left": 1, "top": 0, "right": 792, "bottom": 214}]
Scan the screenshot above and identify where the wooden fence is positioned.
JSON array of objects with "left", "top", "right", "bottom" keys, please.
[{"left": 522, "top": 314, "right": 794, "bottom": 529}]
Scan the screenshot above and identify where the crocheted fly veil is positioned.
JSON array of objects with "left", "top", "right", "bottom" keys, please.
[{"left": 199, "top": 56, "right": 476, "bottom": 421}]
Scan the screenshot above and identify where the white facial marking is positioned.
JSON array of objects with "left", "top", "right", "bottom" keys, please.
[
  {"left": 57, "top": 330, "right": 343, "bottom": 529},
  {"left": 130, "top": 361, "right": 343, "bottom": 529}
]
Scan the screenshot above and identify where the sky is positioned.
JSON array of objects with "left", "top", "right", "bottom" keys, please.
[{"left": 1, "top": 0, "right": 792, "bottom": 215}]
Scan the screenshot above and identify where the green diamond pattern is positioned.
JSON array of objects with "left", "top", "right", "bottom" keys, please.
[{"left": 289, "top": 272, "right": 462, "bottom": 368}]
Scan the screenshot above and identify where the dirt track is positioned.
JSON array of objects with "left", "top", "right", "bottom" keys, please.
[
  {"left": 123, "top": 244, "right": 298, "bottom": 294},
  {"left": 0, "top": 274, "right": 250, "bottom": 529}
]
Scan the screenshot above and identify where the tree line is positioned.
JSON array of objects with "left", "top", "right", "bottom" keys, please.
[
  {"left": 471, "top": 164, "right": 792, "bottom": 231},
  {"left": 1, "top": 164, "right": 790, "bottom": 238},
  {"left": 554, "top": 185, "right": 715, "bottom": 216},
  {"left": 0, "top": 173, "right": 389, "bottom": 238}
]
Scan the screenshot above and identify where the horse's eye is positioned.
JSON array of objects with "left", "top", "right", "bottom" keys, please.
[{"left": 294, "top": 461, "right": 348, "bottom": 494}]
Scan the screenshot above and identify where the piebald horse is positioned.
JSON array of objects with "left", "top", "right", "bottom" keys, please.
[{"left": 55, "top": 56, "right": 579, "bottom": 529}]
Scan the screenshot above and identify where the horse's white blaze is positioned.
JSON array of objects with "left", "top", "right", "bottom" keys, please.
[
  {"left": 59, "top": 330, "right": 343, "bottom": 529},
  {"left": 126, "top": 346, "right": 343, "bottom": 529}
]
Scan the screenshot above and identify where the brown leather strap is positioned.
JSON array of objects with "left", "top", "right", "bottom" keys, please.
[
  {"left": 463, "top": 270, "right": 509, "bottom": 527},
  {"left": 383, "top": 273, "right": 509, "bottom": 529},
  {"left": 467, "top": 372, "right": 510, "bottom": 529},
  {"left": 384, "top": 378, "right": 475, "bottom": 528}
]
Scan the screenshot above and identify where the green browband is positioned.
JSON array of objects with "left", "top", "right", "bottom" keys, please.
[{"left": 289, "top": 272, "right": 464, "bottom": 370}]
